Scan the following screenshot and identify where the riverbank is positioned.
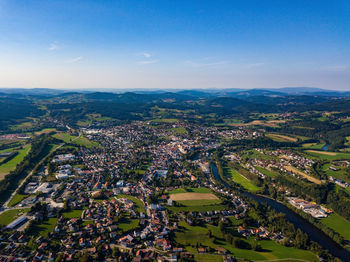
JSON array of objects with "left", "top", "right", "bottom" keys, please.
[{"left": 210, "top": 162, "right": 350, "bottom": 261}]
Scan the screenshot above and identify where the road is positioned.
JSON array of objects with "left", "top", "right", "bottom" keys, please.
[{"left": 1, "top": 129, "right": 81, "bottom": 211}]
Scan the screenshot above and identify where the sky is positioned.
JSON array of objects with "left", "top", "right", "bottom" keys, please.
[{"left": 0, "top": 0, "right": 349, "bottom": 90}]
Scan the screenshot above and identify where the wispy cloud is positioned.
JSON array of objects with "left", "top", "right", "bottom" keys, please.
[
  {"left": 137, "top": 60, "right": 158, "bottom": 65},
  {"left": 48, "top": 42, "right": 59, "bottom": 51},
  {"left": 136, "top": 52, "right": 152, "bottom": 58},
  {"left": 185, "top": 60, "right": 229, "bottom": 68},
  {"left": 66, "top": 56, "right": 83, "bottom": 63},
  {"left": 142, "top": 52, "right": 151, "bottom": 58}
]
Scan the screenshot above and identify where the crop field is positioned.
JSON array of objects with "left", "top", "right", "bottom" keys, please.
[
  {"left": 232, "top": 120, "right": 285, "bottom": 127},
  {"left": 266, "top": 133, "right": 298, "bottom": 142},
  {"left": 305, "top": 150, "right": 350, "bottom": 160},
  {"left": 284, "top": 166, "right": 322, "bottom": 184},
  {"left": 302, "top": 143, "right": 326, "bottom": 149},
  {"left": 170, "top": 192, "right": 219, "bottom": 201},
  {"left": 307, "top": 150, "right": 336, "bottom": 156},
  {"left": 34, "top": 128, "right": 57, "bottom": 135}
]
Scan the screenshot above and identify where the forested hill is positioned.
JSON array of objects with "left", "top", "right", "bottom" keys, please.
[{"left": 0, "top": 89, "right": 350, "bottom": 131}]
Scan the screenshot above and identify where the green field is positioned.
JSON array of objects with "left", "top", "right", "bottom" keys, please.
[
  {"left": 53, "top": 132, "right": 77, "bottom": 143},
  {"left": 118, "top": 218, "right": 140, "bottom": 232},
  {"left": 0, "top": 208, "right": 29, "bottom": 225},
  {"left": 321, "top": 163, "right": 349, "bottom": 183},
  {"left": 224, "top": 167, "right": 260, "bottom": 192},
  {"left": 194, "top": 254, "right": 223, "bottom": 262},
  {"left": 0, "top": 145, "right": 31, "bottom": 178},
  {"left": 176, "top": 199, "right": 222, "bottom": 206},
  {"left": 8, "top": 193, "right": 28, "bottom": 207},
  {"left": 150, "top": 118, "right": 178, "bottom": 123},
  {"left": 62, "top": 209, "right": 83, "bottom": 219},
  {"left": 73, "top": 136, "right": 99, "bottom": 148},
  {"left": 167, "top": 204, "right": 229, "bottom": 213},
  {"left": 28, "top": 217, "right": 58, "bottom": 237},
  {"left": 255, "top": 166, "right": 278, "bottom": 177},
  {"left": 320, "top": 213, "right": 350, "bottom": 241},
  {"left": 10, "top": 121, "right": 34, "bottom": 131},
  {"left": 302, "top": 143, "right": 326, "bottom": 149},
  {"left": 305, "top": 150, "right": 350, "bottom": 161},
  {"left": 169, "top": 127, "right": 187, "bottom": 134},
  {"left": 240, "top": 149, "right": 276, "bottom": 161},
  {"left": 175, "top": 221, "right": 317, "bottom": 261},
  {"left": 168, "top": 187, "right": 212, "bottom": 194}
]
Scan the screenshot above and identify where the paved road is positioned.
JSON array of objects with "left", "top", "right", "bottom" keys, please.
[{"left": 2, "top": 129, "right": 81, "bottom": 211}]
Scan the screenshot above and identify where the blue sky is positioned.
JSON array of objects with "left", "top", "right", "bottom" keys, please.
[{"left": 0, "top": 0, "right": 349, "bottom": 90}]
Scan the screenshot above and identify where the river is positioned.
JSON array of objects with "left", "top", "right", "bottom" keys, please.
[
  {"left": 322, "top": 144, "right": 329, "bottom": 151},
  {"left": 210, "top": 163, "right": 349, "bottom": 261}
]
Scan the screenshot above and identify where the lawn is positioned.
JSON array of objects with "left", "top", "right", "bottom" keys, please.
[
  {"left": 118, "top": 218, "right": 140, "bottom": 232},
  {"left": 0, "top": 208, "right": 29, "bottom": 225},
  {"left": 62, "top": 209, "right": 83, "bottom": 218},
  {"left": 320, "top": 213, "right": 350, "bottom": 241},
  {"left": 8, "top": 193, "right": 28, "bottom": 207},
  {"left": 194, "top": 254, "right": 223, "bottom": 262},
  {"left": 223, "top": 167, "right": 260, "bottom": 192},
  {"left": 0, "top": 144, "right": 31, "bottom": 178},
  {"left": 28, "top": 217, "right": 58, "bottom": 237}
]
